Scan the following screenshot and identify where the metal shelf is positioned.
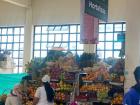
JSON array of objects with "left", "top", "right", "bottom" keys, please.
[{"left": 109, "top": 82, "right": 123, "bottom": 86}]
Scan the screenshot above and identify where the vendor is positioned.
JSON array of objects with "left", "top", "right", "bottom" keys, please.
[
  {"left": 5, "top": 84, "right": 22, "bottom": 105},
  {"left": 33, "top": 75, "right": 55, "bottom": 105}
]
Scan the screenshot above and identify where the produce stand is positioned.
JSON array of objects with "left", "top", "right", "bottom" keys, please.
[
  {"left": 75, "top": 62, "right": 124, "bottom": 105},
  {"left": 22, "top": 52, "right": 124, "bottom": 105},
  {"left": 0, "top": 50, "right": 125, "bottom": 105},
  {"left": 21, "top": 49, "right": 81, "bottom": 105}
]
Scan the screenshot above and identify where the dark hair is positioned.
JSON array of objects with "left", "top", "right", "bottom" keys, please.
[
  {"left": 43, "top": 82, "right": 55, "bottom": 103},
  {"left": 134, "top": 66, "right": 140, "bottom": 83}
]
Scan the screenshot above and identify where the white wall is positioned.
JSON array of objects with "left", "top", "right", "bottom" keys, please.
[
  {"left": 125, "top": 0, "right": 140, "bottom": 90},
  {"left": 33, "top": 0, "right": 127, "bottom": 24},
  {"left": 108, "top": 0, "right": 126, "bottom": 22},
  {"left": 0, "top": 0, "right": 127, "bottom": 25},
  {"left": 108, "top": 0, "right": 140, "bottom": 90},
  {"left": 32, "top": 0, "right": 80, "bottom": 25},
  {"left": 0, "top": 1, "right": 26, "bottom": 26}
]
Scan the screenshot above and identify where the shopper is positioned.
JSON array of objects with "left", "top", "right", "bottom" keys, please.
[
  {"left": 5, "top": 84, "right": 22, "bottom": 105},
  {"left": 123, "top": 66, "right": 140, "bottom": 105},
  {"left": 33, "top": 75, "right": 55, "bottom": 105}
]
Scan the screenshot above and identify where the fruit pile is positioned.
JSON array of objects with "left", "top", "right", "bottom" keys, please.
[
  {"left": 75, "top": 94, "right": 89, "bottom": 101},
  {"left": 51, "top": 81, "right": 73, "bottom": 92},
  {"left": 22, "top": 86, "right": 36, "bottom": 105},
  {"left": 27, "top": 86, "right": 36, "bottom": 98},
  {"left": 111, "top": 94, "right": 123, "bottom": 105},
  {"left": 110, "top": 73, "right": 125, "bottom": 83},
  {"left": 82, "top": 68, "right": 110, "bottom": 81},
  {"left": 21, "top": 80, "right": 42, "bottom": 105},
  {"left": 54, "top": 92, "right": 70, "bottom": 101},
  {"left": 80, "top": 83, "right": 110, "bottom": 92},
  {"left": 0, "top": 94, "right": 7, "bottom": 104},
  {"left": 97, "top": 90, "right": 108, "bottom": 101},
  {"left": 50, "top": 68, "right": 62, "bottom": 80},
  {"left": 64, "top": 72, "right": 75, "bottom": 81},
  {"left": 24, "top": 101, "right": 33, "bottom": 105}
]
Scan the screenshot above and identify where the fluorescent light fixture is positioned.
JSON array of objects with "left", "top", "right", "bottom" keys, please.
[{"left": 2, "top": 0, "right": 28, "bottom": 8}]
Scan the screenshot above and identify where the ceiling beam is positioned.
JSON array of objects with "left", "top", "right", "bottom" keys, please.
[{"left": 2, "top": 0, "right": 30, "bottom": 8}]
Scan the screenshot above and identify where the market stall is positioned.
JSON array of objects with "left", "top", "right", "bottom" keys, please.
[{"left": 0, "top": 49, "right": 125, "bottom": 105}]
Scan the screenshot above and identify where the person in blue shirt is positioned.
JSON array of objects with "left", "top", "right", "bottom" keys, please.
[{"left": 123, "top": 66, "right": 140, "bottom": 105}]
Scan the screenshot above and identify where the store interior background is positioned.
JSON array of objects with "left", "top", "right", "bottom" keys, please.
[{"left": 0, "top": 0, "right": 140, "bottom": 92}]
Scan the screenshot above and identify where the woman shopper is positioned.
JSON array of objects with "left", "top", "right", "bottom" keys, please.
[
  {"left": 33, "top": 75, "right": 55, "bottom": 105},
  {"left": 5, "top": 84, "right": 22, "bottom": 105},
  {"left": 123, "top": 66, "right": 140, "bottom": 105}
]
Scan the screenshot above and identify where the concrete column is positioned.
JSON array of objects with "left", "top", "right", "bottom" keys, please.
[
  {"left": 23, "top": 5, "right": 33, "bottom": 71},
  {"left": 84, "top": 44, "right": 96, "bottom": 53},
  {"left": 84, "top": 44, "right": 90, "bottom": 53},
  {"left": 125, "top": 0, "right": 140, "bottom": 91}
]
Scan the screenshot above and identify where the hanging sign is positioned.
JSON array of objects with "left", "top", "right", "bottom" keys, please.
[
  {"left": 80, "top": 14, "right": 99, "bottom": 44},
  {"left": 80, "top": 0, "right": 99, "bottom": 44},
  {"left": 85, "top": 0, "right": 108, "bottom": 21}
]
